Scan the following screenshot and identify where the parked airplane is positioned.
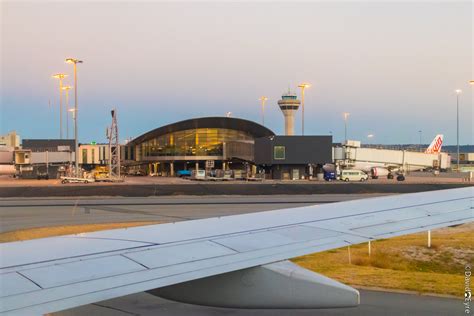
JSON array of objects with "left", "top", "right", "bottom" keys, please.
[
  {"left": 0, "top": 147, "right": 16, "bottom": 176},
  {"left": 0, "top": 188, "right": 472, "bottom": 315},
  {"left": 0, "top": 164, "right": 16, "bottom": 176},
  {"left": 352, "top": 134, "right": 444, "bottom": 180}
]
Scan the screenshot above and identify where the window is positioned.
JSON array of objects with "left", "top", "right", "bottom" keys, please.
[
  {"left": 274, "top": 146, "right": 285, "bottom": 160},
  {"left": 82, "top": 149, "right": 88, "bottom": 164},
  {"left": 99, "top": 146, "right": 104, "bottom": 160}
]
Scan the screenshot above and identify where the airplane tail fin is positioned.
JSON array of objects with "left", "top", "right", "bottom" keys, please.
[{"left": 425, "top": 134, "right": 443, "bottom": 153}]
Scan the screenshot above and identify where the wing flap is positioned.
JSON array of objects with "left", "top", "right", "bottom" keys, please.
[
  {"left": 19, "top": 255, "right": 146, "bottom": 289},
  {"left": 0, "top": 273, "right": 41, "bottom": 297},
  {"left": 352, "top": 208, "right": 472, "bottom": 237},
  {"left": 0, "top": 237, "right": 153, "bottom": 269},
  {"left": 122, "top": 241, "right": 236, "bottom": 269},
  {"left": 212, "top": 225, "right": 341, "bottom": 252}
]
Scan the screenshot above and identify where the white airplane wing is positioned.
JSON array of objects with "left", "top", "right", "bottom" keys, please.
[{"left": 1, "top": 187, "right": 472, "bottom": 315}]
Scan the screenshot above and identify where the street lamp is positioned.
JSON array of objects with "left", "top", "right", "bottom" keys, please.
[
  {"left": 343, "top": 112, "right": 350, "bottom": 143},
  {"left": 298, "top": 83, "right": 311, "bottom": 135},
  {"left": 455, "top": 89, "right": 462, "bottom": 172},
  {"left": 418, "top": 130, "right": 422, "bottom": 152},
  {"left": 68, "top": 108, "right": 76, "bottom": 176},
  {"left": 259, "top": 96, "right": 268, "bottom": 126},
  {"left": 65, "top": 58, "right": 83, "bottom": 177},
  {"left": 367, "top": 134, "right": 374, "bottom": 146},
  {"left": 62, "top": 86, "right": 73, "bottom": 139},
  {"left": 52, "top": 73, "right": 68, "bottom": 139}
]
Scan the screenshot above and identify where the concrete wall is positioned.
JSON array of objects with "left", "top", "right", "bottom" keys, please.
[
  {"left": 0, "top": 131, "right": 20, "bottom": 147},
  {"left": 30, "top": 152, "right": 74, "bottom": 164},
  {"left": 78, "top": 144, "right": 109, "bottom": 165}
]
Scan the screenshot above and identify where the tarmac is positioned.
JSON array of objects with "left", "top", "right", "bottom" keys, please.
[
  {"left": 0, "top": 178, "right": 471, "bottom": 198},
  {"left": 0, "top": 194, "right": 383, "bottom": 232},
  {"left": 53, "top": 289, "right": 462, "bottom": 316}
]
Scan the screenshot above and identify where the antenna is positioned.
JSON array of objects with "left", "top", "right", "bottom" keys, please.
[{"left": 107, "top": 108, "right": 121, "bottom": 179}]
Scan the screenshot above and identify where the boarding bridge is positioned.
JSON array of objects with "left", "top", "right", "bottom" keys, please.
[{"left": 334, "top": 141, "right": 451, "bottom": 172}]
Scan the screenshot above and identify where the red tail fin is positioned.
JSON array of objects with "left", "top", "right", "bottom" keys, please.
[{"left": 425, "top": 135, "right": 443, "bottom": 153}]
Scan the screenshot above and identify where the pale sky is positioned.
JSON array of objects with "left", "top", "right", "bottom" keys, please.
[{"left": 1, "top": 1, "right": 472, "bottom": 144}]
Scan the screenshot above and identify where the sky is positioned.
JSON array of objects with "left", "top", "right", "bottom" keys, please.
[{"left": 1, "top": 1, "right": 472, "bottom": 145}]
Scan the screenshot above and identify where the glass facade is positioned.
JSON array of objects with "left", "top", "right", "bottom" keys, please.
[{"left": 141, "top": 128, "right": 254, "bottom": 158}]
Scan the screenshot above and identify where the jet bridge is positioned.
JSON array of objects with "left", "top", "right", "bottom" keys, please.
[{"left": 335, "top": 141, "right": 451, "bottom": 173}]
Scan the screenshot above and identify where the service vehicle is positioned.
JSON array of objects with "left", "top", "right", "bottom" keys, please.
[
  {"left": 60, "top": 176, "right": 95, "bottom": 184},
  {"left": 191, "top": 169, "right": 206, "bottom": 180},
  {"left": 177, "top": 170, "right": 192, "bottom": 178},
  {"left": 323, "top": 171, "right": 337, "bottom": 181},
  {"left": 340, "top": 169, "right": 368, "bottom": 182}
]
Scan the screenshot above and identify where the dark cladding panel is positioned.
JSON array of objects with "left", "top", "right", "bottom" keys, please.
[
  {"left": 254, "top": 137, "right": 273, "bottom": 164},
  {"left": 224, "top": 141, "right": 254, "bottom": 162},
  {"left": 22, "top": 139, "right": 76, "bottom": 152},
  {"left": 254, "top": 136, "right": 332, "bottom": 165}
]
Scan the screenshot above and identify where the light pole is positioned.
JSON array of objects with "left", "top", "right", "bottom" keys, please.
[
  {"left": 367, "top": 134, "right": 374, "bottom": 146},
  {"left": 418, "top": 130, "right": 422, "bottom": 152},
  {"left": 52, "top": 73, "right": 68, "bottom": 139},
  {"left": 343, "top": 112, "right": 350, "bottom": 143},
  {"left": 68, "top": 108, "right": 76, "bottom": 176},
  {"left": 62, "top": 86, "right": 72, "bottom": 139},
  {"left": 455, "top": 89, "right": 462, "bottom": 172},
  {"left": 298, "top": 83, "right": 311, "bottom": 135},
  {"left": 259, "top": 96, "right": 268, "bottom": 126},
  {"left": 65, "top": 58, "right": 83, "bottom": 177}
]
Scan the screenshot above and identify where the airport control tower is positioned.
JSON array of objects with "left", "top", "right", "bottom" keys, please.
[{"left": 277, "top": 90, "right": 301, "bottom": 135}]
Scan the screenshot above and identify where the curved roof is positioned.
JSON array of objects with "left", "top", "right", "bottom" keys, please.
[{"left": 129, "top": 117, "right": 275, "bottom": 145}]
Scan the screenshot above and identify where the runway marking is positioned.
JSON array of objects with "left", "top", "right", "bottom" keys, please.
[
  {"left": 71, "top": 197, "right": 81, "bottom": 216},
  {"left": 88, "top": 205, "right": 194, "bottom": 221}
]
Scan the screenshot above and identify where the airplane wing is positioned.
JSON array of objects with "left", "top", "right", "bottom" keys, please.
[{"left": 1, "top": 187, "right": 472, "bottom": 315}]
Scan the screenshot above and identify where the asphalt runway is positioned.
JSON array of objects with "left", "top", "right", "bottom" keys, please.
[
  {"left": 0, "top": 194, "right": 384, "bottom": 232},
  {"left": 53, "top": 290, "right": 461, "bottom": 316},
  {"left": 2, "top": 194, "right": 463, "bottom": 315}
]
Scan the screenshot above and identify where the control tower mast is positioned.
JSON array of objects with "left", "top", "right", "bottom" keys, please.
[{"left": 277, "top": 89, "right": 301, "bottom": 135}]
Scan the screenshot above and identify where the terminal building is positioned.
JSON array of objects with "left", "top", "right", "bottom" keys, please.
[
  {"left": 124, "top": 116, "right": 333, "bottom": 179},
  {"left": 124, "top": 117, "right": 275, "bottom": 176}
]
